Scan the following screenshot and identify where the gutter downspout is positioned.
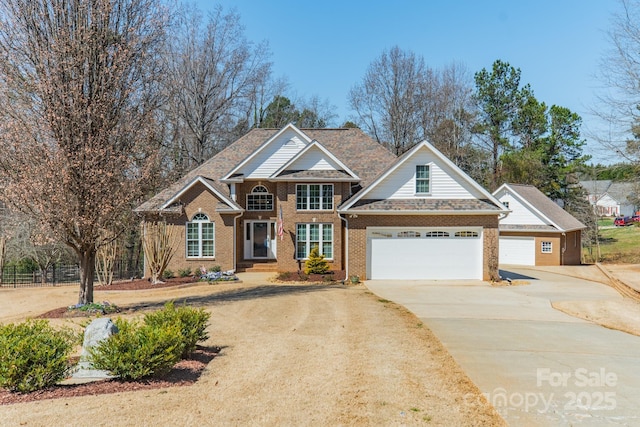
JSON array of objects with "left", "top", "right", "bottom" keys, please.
[
  {"left": 233, "top": 211, "right": 244, "bottom": 272},
  {"left": 561, "top": 232, "right": 566, "bottom": 265},
  {"left": 340, "top": 214, "right": 349, "bottom": 280}
]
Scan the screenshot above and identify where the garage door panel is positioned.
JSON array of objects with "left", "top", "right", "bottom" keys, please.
[
  {"left": 499, "top": 237, "right": 535, "bottom": 266},
  {"left": 368, "top": 228, "right": 482, "bottom": 280}
]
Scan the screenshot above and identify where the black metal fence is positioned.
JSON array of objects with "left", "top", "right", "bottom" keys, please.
[{"left": 0, "top": 261, "right": 143, "bottom": 288}]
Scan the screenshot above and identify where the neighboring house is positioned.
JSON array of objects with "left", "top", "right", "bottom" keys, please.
[
  {"left": 136, "top": 124, "right": 509, "bottom": 281},
  {"left": 579, "top": 180, "right": 638, "bottom": 217},
  {"left": 493, "top": 183, "right": 586, "bottom": 266}
]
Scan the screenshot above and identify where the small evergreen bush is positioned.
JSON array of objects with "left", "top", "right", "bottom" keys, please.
[
  {"left": 178, "top": 267, "right": 192, "bottom": 278},
  {"left": 162, "top": 269, "right": 175, "bottom": 279},
  {"left": 144, "top": 302, "right": 210, "bottom": 357},
  {"left": 0, "top": 320, "right": 77, "bottom": 392},
  {"left": 89, "top": 318, "right": 183, "bottom": 380},
  {"left": 304, "top": 246, "right": 329, "bottom": 274}
]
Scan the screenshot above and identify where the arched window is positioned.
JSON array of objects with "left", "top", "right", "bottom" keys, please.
[
  {"left": 397, "top": 231, "right": 420, "bottom": 238},
  {"left": 186, "top": 213, "right": 215, "bottom": 258},
  {"left": 454, "top": 231, "right": 479, "bottom": 238},
  {"left": 247, "top": 185, "right": 273, "bottom": 211},
  {"left": 425, "top": 231, "right": 449, "bottom": 238}
]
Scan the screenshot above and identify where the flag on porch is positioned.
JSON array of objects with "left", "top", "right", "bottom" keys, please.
[{"left": 277, "top": 205, "right": 284, "bottom": 241}]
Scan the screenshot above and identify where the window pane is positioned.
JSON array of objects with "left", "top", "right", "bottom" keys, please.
[
  {"left": 187, "top": 240, "right": 199, "bottom": 257},
  {"left": 296, "top": 242, "right": 307, "bottom": 259},
  {"left": 201, "top": 223, "right": 214, "bottom": 239},
  {"left": 416, "top": 165, "right": 429, "bottom": 179},
  {"left": 297, "top": 224, "right": 306, "bottom": 241},
  {"left": 187, "top": 223, "right": 198, "bottom": 239},
  {"left": 296, "top": 185, "right": 307, "bottom": 210},
  {"left": 322, "top": 242, "right": 332, "bottom": 258},
  {"left": 322, "top": 185, "right": 333, "bottom": 210},
  {"left": 309, "top": 185, "right": 320, "bottom": 210},
  {"left": 202, "top": 240, "right": 215, "bottom": 257},
  {"left": 309, "top": 224, "right": 320, "bottom": 241},
  {"left": 323, "top": 224, "right": 332, "bottom": 241}
]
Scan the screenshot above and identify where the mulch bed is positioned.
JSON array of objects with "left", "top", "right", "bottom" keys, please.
[
  {"left": 275, "top": 270, "right": 347, "bottom": 283},
  {"left": 0, "top": 346, "right": 219, "bottom": 405}
]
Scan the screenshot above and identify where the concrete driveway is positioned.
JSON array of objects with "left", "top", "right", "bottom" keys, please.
[{"left": 366, "top": 267, "right": 640, "bottom": 426}]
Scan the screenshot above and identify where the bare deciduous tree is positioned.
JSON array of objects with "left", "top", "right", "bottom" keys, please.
[
  {"left": 594, "top": 0, "right": 640, "bottom": 162},
  {"left": 95, "top": 234, "right": 118, "bottom": 287},
  {"left": 142, "top": 220, "right": 178, "bottom": 284},
  {"left": 0, "top": 0, "right": 166, "bottom": 303},
  {"left": 349, "top": 47, "right": 476, "bottom": 159},
  {"left": 162, "top": 4, "right": 271, "bottom": 174},
  {"left": 349, "top": 46, "right": 424, "bottom": 155}
]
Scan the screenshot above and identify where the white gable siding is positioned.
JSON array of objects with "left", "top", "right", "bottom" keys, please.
[
  {"left": 366, "top": 149, "right": 480, "bottom": 200},
  {"left": 497, "top": 192, "right": 548, "bottom": 225},
  {"left": 288, "top": 147, "right": 341, "bottom": 171},
  {"left": 243, "top": 130, "right": 307, "bottom": 178}
]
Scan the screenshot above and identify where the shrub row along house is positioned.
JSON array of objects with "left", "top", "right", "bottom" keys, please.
[{"left": 136, "top": 124, "right": 583, "bottom": 281}]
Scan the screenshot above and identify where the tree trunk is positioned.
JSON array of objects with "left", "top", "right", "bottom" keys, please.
[
  {"left": 0, "top": 236, "right": 5, "bottom": 284},
  {"left": 78, "top": 249, "right": 96, "bottom": 304}
]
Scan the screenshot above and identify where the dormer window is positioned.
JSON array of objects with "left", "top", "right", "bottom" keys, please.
[
  {"left": 416, "top": 165, "right": 430, "bottom": 194},
  {"left": 247, "top": 185, "right": 273, "bottom": 211}
]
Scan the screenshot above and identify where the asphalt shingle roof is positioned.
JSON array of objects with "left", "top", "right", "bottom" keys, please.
[
  {"left": 504, "top": 183, "right": 586, "bottom": 231},
  {"left": 348, "top": 198, "right": 503, "bottom": 212},
  {"left": 136, "top": 128, "right": 396, "bottom": 213}
]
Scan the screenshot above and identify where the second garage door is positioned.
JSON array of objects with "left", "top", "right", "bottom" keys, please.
[
  {"left": 367, "top": 227, "right": 483, "bottom": 280},
  {"left": 499, "top": 236, "right": 535, "bottom": 265}
]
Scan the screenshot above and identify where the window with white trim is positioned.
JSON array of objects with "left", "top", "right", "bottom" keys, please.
[
  {"left": 415, "top": 165, "right": 430, "bottom": 194},
  {"left": 186, "top": 213, "right": 215, "bottom": 258},
  {"left": 296, "top": 184, "right": 333, "bottom": 210},
  {"left": 397, "top": 231, "right": 420, "bottom": 238},
  {"left": 455, "top": 231, "right": 479, "bottom": 238},
  {"left": 541, "top": 241, "right": 552, "bottom": 253},
  {"left": 425, "top": 231, "right": 449, "bottom": 237},
  {"left": 296, "top": 223, "right": 333, "bottom": 259},
  {"left": 246, "top": 185, "right": 273, "bottom": 211}
]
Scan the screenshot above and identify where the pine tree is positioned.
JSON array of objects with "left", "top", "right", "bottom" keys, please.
[{"left": 304, "top": 246, "right": 329, "bottom": 274}]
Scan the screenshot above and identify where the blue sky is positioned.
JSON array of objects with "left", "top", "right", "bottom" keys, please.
[{"left": 196, "top": 1, "right": 620, "bottom": 163}]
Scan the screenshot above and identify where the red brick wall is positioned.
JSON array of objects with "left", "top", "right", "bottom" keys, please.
[
  {"left": 346, "top": 215, "right": 500, "bottom": 281},
  {"left": 149, "top": 183, "right": 236, "bottom": 277},
  {"left": 271, "top": 181, "right": 347, "bottom": 272}
]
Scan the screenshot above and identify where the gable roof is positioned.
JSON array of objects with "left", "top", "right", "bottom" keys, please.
[
  {"left": 339, "top": 140, "right": 508, "bottom": 214},
  {"left": 579, "top": 180, "right": 612, "bottom": 196},
  {"left": 494, "top": 183, "right": 586, "bottom": 232},
  {"left": 160, "top": 176, "right": 242, "bottom": 213},
  {"left": 604, "top": 182, "right": 637, "bottom": 205},
  {"left": 136, "top": 126, "right": 395, "bottom": 213},
  {"left": 270, "top": 140, "right": 360, "bottom": 181}
]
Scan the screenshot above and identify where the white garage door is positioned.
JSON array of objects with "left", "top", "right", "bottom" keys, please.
[
  {"left": 367, "top": 227, "right": 483, "bottom": 280},
  {"left": 499, "top": 236, "right": 535, "bottom": 266}
]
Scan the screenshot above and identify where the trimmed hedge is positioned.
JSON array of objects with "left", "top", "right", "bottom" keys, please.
[
  {"left": 0, "top": 320, "right": 77, "bottom": 392},
  {"left": 90, "top": 302, "right": 211, "bottom": 380},
  {"left": 144, "top": 302, "right": 210, "bottom": 357},
  {"left": 89, "top": 318, "right": 183, "bottom": 381}
]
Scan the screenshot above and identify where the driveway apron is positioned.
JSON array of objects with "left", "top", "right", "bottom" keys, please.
[{"left": 366, "top": 268, "right": 640, "bottom": 426}]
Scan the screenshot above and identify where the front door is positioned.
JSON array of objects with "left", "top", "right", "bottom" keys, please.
[{"left": 245, "top": 221, "right": 276, "bottom": 259}]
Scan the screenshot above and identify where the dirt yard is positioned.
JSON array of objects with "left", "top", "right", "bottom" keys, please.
[{"left": 0, "top": 278, "right": 505, "bottom": 426}]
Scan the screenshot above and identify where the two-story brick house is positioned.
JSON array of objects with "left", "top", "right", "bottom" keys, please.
[{"left": 135, "top": 124, "right": 509, "bottom": 281}]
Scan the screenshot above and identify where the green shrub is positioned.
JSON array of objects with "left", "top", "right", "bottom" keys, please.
[
  {"left": 162, "top": 269, "right": 175, "bottom": 279},
  {"left": 89, "top": 318, "right": 183, "bottom": 381},
  {"left": 178, "top": 267, "right": 192, "bottom": 278},
  {"left": 0, "top": 320, "right": 77, "bottom": 392},
  {"left": 304, "top": 246, "right": 329, "bottom": 274},
  {"left": 144, "top": 302, "right": 210, "bottom": 357},
  {"left": 209, "top": 265, "right": 221, "bottom": 273}
]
